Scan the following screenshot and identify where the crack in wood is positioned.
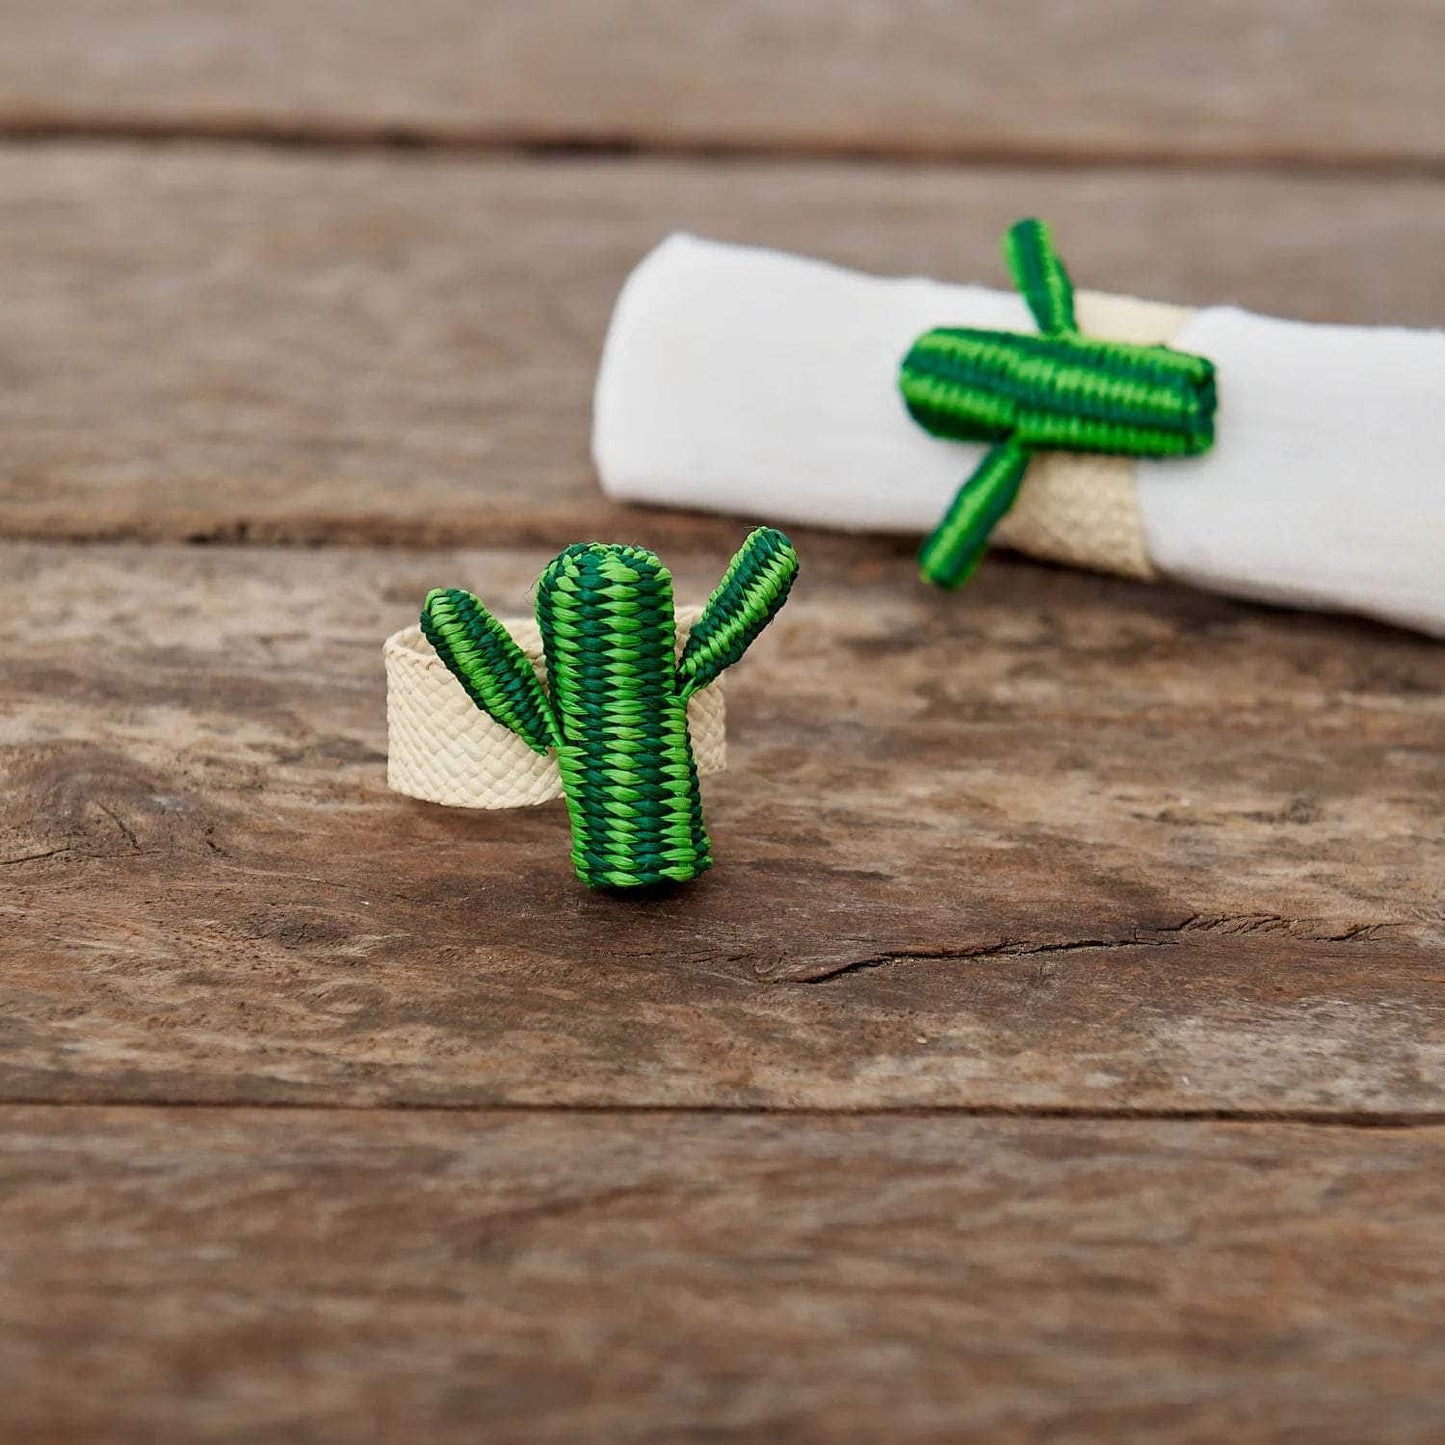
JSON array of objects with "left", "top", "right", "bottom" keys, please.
[
  {"left": 94, "top": 802, "right": 141, "bottom": 853},
  {"left": 1158, "top": 912, "right": 1400, "bottom": 943},
  {"left": 0, "top": 846, "right": 75, "bottom": 866},
  {"left": 792, "top": 935, "right": 1162, "bottom": 984},
  {"left": 794, "top": 915, "right": 1404, "bottom": 984}
]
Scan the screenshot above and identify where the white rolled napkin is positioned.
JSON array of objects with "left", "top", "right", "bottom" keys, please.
[{"left": 594, "top": 234, "right": 1445, "bottom": 635}]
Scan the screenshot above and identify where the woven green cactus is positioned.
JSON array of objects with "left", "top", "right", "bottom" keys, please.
[
  {"left": 421, "top": 527, "right": 799, "bottom": 889},
  {"left": 900, "top": 217, "right": 1217, "bottom": 588}
]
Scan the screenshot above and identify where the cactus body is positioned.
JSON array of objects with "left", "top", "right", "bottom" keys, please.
[
  {"left": 901, "top": 218, "right": 1217, "bottom": 588},
  {"left": 421, "top": 528, "right": 798, "bottom": 890},
  {"left": 900, "top": 328, "right": 1215, "bottom": 458},
  {"left": 537, "top": 543, "right": 710, "bottom": 888}
]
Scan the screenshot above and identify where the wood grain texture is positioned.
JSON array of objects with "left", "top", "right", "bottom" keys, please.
[
  {"left": 1, "top": 144, "right": 1444, "bottom": 548},
  {"left": 3, "top": 541, "right": 1440, "bottom": 1113},
  {"left": 5, "top": 14, "right": 1439, "bottom": 1432},
  {"left": 3, "top": 1105, "right": 1443, "bottom": 1443},
  {"left": 0, "top": 1, "right": 1441, "bottom": 166}
]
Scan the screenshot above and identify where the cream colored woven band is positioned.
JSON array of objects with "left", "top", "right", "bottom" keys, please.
[
  {"left": 385, "top": 607, "right": 726, "bottom": 810},
  {"left": 991, "top": 290, "right": 1196, "bottom": 581}
]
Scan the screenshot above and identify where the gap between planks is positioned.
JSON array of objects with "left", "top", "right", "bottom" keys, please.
[
  {"left": 6, "top": 1098, "right": 1443, "bottom": 1130},
  {"left": 0, "top": 120, "right": 1444, "bottom": 179}
]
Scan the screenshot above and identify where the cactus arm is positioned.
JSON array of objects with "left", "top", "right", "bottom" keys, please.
[
  {"left": 420, "top": 587, "right": 560, "bottom": 754},
  {"left": 676, "top": 527, "right": 799, "bottom": 701},
  {"left": 1003, "top": 217, "right": 1076, "bottom": 337},
  {"left": 917, "top": 440, "right": 1031, "bottom": 589}
]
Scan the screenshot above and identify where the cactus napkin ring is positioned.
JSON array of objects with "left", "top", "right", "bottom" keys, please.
[
  {"left": 901, "top": 217, "right": 1217, "bottom": 588},
  {"left": 385, "top": 527, "right": 799, "bottom": 890}
]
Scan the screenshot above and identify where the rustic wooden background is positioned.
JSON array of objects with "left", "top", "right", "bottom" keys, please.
[{"left": 2, "top": 3, "right": 1442, "bottom": 1440}]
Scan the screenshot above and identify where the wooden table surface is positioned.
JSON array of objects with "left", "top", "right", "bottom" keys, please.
[{"left": 2, "top": 5, "right": 1442, "bottom": 1440}]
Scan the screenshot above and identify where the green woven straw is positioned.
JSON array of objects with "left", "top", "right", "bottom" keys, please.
[
  {"left": 421, "top": 527, "right": 798, "bottom": 890},
  {"left": 901, "top": 217, "right": 1217, "bottom": 588}
]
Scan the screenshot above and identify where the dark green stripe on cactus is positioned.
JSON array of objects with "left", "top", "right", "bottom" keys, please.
[
  {"left": 421, "top": 528, "right": 799, "bottom": 891},
  {"left": 900, "top": 217, "right": 1217, "bottom": 588}
]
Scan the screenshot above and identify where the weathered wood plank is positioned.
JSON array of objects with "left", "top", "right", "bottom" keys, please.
[
  {"left": 3, "top": 542, "right": 1440, "bottom": 1112},
  {"left": 1, "top": 145, "right": 1443, "bottom": 548},
  {"left": 0, "top": 2, "right": 1440, "bottom": 166},
  {"left": 2, "top": 1105, "right": 1442, "bottom": 1442}
]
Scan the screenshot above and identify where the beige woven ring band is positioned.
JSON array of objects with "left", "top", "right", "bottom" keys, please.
[
  {"left": 991, "top": 290, "right": 1196, "bottom": 582},
  {"left": 384, "top": 606, "right": 727, "bottom": 810}
]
